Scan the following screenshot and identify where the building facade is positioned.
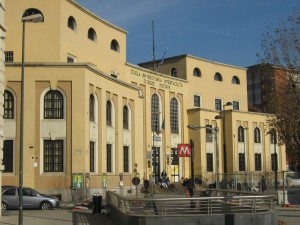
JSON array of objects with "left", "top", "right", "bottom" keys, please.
[
  {"left": 3, "top": 0, "right": 286, "bottom": 200},
  {"left": 0, "top": 0, "right": 5, "bottom": 217},
  {"left": 247, "top": 64, "right": 290, "bottom": 113}
]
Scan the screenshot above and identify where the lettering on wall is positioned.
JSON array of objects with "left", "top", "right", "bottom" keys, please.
[{"left": 130, "top": 69, "right": 183, "bottom": 90}]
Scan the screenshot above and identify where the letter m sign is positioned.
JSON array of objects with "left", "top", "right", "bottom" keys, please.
[{"left": 177, "top": 144, "right": 191, "bottom": 157}]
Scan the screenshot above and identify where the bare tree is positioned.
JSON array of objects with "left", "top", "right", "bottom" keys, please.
[{"left": 258, "top": 7, "right": 300, "bottom": 162}]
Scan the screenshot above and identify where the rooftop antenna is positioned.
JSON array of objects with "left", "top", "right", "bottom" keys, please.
[{"left": 152, "top": 21, "right": 155, "bottom": 71}]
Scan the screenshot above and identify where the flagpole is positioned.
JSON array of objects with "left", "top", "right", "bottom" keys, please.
[{"left": 152, "top": 21, "right": 155, "bottom": 71}]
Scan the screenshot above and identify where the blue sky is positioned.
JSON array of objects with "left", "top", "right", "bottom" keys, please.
[{"left": 76, "top": 0, "right": 298, "bottom": 67}]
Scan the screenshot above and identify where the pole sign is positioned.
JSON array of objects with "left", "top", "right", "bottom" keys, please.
[
  {"left": 177, "top": 144, "right": 191, "bottom": 157},
  {"left": 72, "top": 173, "right": 84, "bottom": 190}
]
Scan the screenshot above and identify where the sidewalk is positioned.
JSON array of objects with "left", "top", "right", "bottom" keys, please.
[
  {"left": 276, "top": 206, "right": 300, "bottom": 225},
  {"left": 0, "top": 206, "right": 116, "bottom": 225}
]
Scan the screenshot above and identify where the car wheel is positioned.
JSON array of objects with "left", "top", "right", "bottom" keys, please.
[
  {"left": 1, "top": 202, "right": 8, "bottom": 211},
  {"left": 40, "top": 201, "right": 52, "bottom": 210}
]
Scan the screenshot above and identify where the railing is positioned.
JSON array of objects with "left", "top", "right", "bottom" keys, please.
[{"left": 106, "top": 191, "right": 276, "bottom": 216}]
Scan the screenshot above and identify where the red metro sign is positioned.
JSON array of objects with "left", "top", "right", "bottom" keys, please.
[{"left": 177, "top": 144, "right": 191, "bottom": 157}]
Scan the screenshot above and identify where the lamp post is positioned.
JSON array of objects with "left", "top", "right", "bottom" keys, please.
[
  {"left": 215, "top": 102, "right": 232, "bottom": 181},
  {"left": 151, "top": 111, "right": 160, "bottom": 196},
  {"left": 243, "top": 128, "right": 248, "bottom": 173},
  {"left": 272, "top": 130, "right": 278, "bottom": 191},
  {"left": 19, "top": 13, "right": 44, "bottom": 225},
  {"left": 187, "top": 124, "right": 220, "bottom": 190},
  {"left": 221, "top": 102, "right": 232, "bottom": 176}
]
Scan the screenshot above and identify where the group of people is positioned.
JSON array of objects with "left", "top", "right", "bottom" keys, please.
[
  {"left": 182, "top": 177, "right": 203, "bottom": 187},
  {"left": 158, "top": 170, "right": 171, "bottom": 189}
]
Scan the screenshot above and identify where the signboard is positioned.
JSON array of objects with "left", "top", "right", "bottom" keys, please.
[
  {"left": 72, "top": 173, "right": 84, "bottom": 190},
  {"left": 177, "top": 144, "right": 191, "bottom": 157},
  {"left": 132, "top": 177, "right": 140, "bottom": 186}
]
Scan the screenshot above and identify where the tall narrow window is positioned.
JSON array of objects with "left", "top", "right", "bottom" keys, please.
[
  {"left": 171, "top": 148, "right": 179, "bottom": 182},
  {"left": 270, "top": 129, "right": 277, "bottom": 144},
  {"left": 106, "top": 101, "right": 112, "bottom": 126},
  {"left": 255, "top": 153, "right": 261, "bottom": 171},
  {"left": 151, "top": 94, "right": 160, "bottom": 132},
  {"left": 238, "top": 126, "right": 244, "bottom": 142},
  {"left": 3, "top": 140, "right": 14, "bottom": 173},
  {"left": 271, "top": 153, "right": 277, "bottom": 171},
  {"left": 107, "top": 144, "right": 112, "bottom": 172},
  {"left": 170, "top": 98, "right": 179, "bottom": 134},
  {"left": 90, "top": 141, "right": 95, "bottom": 172},
  {"left": 194, "top": 95, "right": 201, "bottom": 107},
  {"left": 90, "top": 95, "right": 95, "bottom": 122},
  {"left": 123, "top": 146, "right": 129, "bottom": 172},
  {"left": 254, "top": 128, "right": 261, "bottom": 143},
  {"left": 4, "top": 90, "right": 14, "bottom": 119},
  {"left": 239, "top": 153, "right": 245, "bottom": 171},
  {"left": 206, "top": 125, "right": 213, "bottom": 142},
  {"left": 206, "top": 153, "right": 213, "bottom": 172},
  {"left": 44, "top": 90, "right": 64, "bottom": 119},
  {"left": 44, "top": 140, "right": 64, "bottom": 172},
  {"left": 123, "top": 105, "right": 129, "bottom": 129},
  {"left": 215, "top": 99, "right": 222, "bottom": 111}
]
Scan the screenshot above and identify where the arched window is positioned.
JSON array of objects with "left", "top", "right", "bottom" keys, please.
[
  {"left": 123, "top": 105, "right": 129, "bottom": 129},
  {"left": 4, "top": 90, "right": 14, "bottom": 119},
  {"left": 214, "top": 72, "right": 223, "bottom": 81},
  {"left": 22, "top": 8, "right": 44, "bottom": 19},
  {"left": 44, "top": 90, "right": 64, "bottom": 119},
  {"left": 254, "top": 127, "right": 261, "bottom": 143},
  {"left": 89, "top": 94, "right": 95, "bottom": 122},
  {"left": 171, "top": 68, "right": 177, "bottom": 77},
  {"left": 238, "top": 126, "right": 244, "bottom": 142},
  {"left": 111, "top": 39, "right": 119, "bottom": 52},
  {"left": 232, "top": 76, "right": 240, "bottom": 84},
  {"left": 151, "top": 94, "right": 160, "bottom": 132},
  {"left": 170, "top": 98, "right": 179, "bottom": 134},
  {"left": 193, "top": 67, "right": 201, "bottom": 77},
  {"left": 106, "top": 101, "right": 112, "bottom": 126},
  {"left": 68, "top": 16, "right": 77, "bottom": 31},
  {"left": 88, "top": 28, "right": 97, "bottom": 42}
]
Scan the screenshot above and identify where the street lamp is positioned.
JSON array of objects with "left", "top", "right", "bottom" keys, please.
[
  {"left": 19, "top": 12, "right": 44, "bottom": 225},
  {"left": 215, "top": 102, "right": 232, "bottom": 179},
  {"left": 270, "top": 129, "right": 278, "bottom": 191},
  {"left": 151, "top": 111, "right": 160, "bottom": 196},
  {"left": 243, "top": 127, "right": 248, "bottom": 173},
  {"left": 187, "top": 124, "right": 220, "bottom": 190}
]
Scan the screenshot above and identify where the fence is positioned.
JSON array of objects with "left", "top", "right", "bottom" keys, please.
[
  {"left": 106, "top": 190, "right": 276, "bottom": 216},
  {"left": 197, "top": 171, "right": 300, "bottom": 193}
]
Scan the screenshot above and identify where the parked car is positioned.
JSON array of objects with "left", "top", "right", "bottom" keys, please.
[{"left": 1, "top": 186, "right": 60, "bottom": 211}]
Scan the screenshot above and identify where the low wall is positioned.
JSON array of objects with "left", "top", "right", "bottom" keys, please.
[{"left": 108, "top": 204, "right": 278, "bottom": 225}]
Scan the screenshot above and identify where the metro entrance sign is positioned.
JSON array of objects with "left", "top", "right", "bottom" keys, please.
[{"left": 177, "top": 144, "right": 191, "bottom": 157}]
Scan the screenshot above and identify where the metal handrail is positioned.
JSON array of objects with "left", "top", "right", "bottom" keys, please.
[{"left": 106, "top": 191, "right": 276, "bottom": 216}]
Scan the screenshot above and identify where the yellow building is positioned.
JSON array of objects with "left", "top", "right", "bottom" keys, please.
[
  {"left": 3, "top": 0, "right": 286, "bottom": 200},
  {"left": 0, "top": 0, "right": 5, "bottom": 217}
]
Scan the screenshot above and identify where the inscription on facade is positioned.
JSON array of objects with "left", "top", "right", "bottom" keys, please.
[{"left": 130, "top": 69, "right": 183, "bottom": 90}]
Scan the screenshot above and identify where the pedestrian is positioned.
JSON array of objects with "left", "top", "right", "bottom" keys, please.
[
  {"left": 187, "top": 178, "right": 194, "bottom": 197},
  {"left": 161, "top": 170, "right": 167, "bottom": 179},
  {"left": 260, "top": 176, "right": 267, "bottom": 193}
]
